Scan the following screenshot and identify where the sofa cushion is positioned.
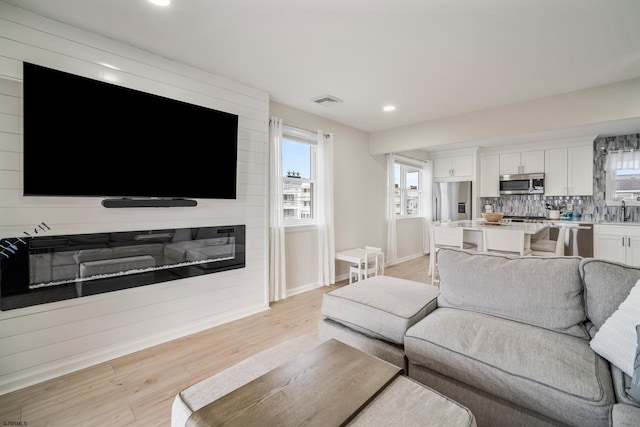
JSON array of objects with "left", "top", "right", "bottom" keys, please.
[
  {"left": 405, "top": 308, "right": 615, "bottom": 427},
  {"left": 579, "top": 258, "right": 640, "bottom": 333},
  {"left": 612, "top": 403, "right": 640, "bottom": 427},
  {"left": 347, "top": 376, "right": 477, "bottom": 427},
  {"left": 318, "top": 318, "right": 406, "bottom": 369},
  {"left": 321, "top": 276, "right": 439, "bottom": 345},
  {"left": 437, "top": 248, "right": 588, "bottom": 338}
]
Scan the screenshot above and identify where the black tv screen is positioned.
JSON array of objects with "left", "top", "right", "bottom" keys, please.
[{"left": 23, "top": 62, "right": 238, "bottom": 199}]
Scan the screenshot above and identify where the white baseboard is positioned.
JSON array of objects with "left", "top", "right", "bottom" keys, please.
[
  {"left": 335, "top": 272, "right": 349, "bottom": 283},
  {"left": 395, "top": 252, "right": 428, "bottom": 264},
  {"left": 0, "top": 303, "right": 269, "bottom": 395},
  {"left": 286, "top": 282, "right": 322, "bottom": 297}
]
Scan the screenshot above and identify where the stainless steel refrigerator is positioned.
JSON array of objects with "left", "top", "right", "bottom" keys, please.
[{"left": 433, "top": 181, "right": 472, "bottom": 221}]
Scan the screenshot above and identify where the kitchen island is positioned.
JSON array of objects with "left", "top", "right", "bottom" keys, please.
[{"left": 434, "top": 220, "right": 549, "bottom": 253}]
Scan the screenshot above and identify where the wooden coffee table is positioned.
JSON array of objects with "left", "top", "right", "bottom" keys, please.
[{"left": 186, "top": 339, "right": 402, "bottom": 427}]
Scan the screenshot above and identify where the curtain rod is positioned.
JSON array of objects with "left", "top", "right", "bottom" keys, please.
[
  {"left": 603, "top": 148, "right": 640, "bottom": 154},
  {"left": 270, "top": 118, "right": 330, "bottom": 138},
  {"left": 394, "top": 153, "right": 429, "bottom": 165}
]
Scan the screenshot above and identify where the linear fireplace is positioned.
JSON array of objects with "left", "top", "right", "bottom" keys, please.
[{"left": 0, "top": 225, "right": 245, "bottom": 310}]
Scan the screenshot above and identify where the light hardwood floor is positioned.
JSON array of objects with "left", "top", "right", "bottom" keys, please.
[{"left": 0, "top": 255, "right": 430, "bottom": 426}]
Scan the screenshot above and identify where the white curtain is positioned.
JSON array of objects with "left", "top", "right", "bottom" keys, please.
[
  {"left": 317, "top": 131, "right": 335, "bottom": 286},
  {"left": 422, "top": 160, "right": 434, "bottom": 253},
  {"left": 269, "top": 117, "right": 286, "bottom": 301},
  {"left": 607, "top": 150, "right": 640, "bottom": 171},
  {"left": 386, "top": 153, "right": 397, "bottom": 265}
]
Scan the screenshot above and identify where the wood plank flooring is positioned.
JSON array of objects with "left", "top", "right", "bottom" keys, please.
[{"left": 0, "top": 255, "right": 430, "bottom": 427}]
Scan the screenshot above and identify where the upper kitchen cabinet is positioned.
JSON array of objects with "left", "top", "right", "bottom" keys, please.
[
  {"left": 499, "top": 150, "right": 544, "bottom": 175},
  {"left": 544, "top": 145, "right": 593, "bottom": 196},
  {"left": 480, "top": 154, "right": 500, "bottom": 197},
  {"left": 433, "top": 154, "right": 473, "bottom": 180}
]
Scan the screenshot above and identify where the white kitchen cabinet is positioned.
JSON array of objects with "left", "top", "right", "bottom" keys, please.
[
  {"left": 499, "top": 150, "right": 544, "bottom": 175},
  {"left": 545, "top": 145, "right": 593, "bottom": 196},
  {"left": 480, "top": 154, "right": 500, "bottom": 197},
  {"left": 545, "top": 148, "right": 568, "bottom": 196},
  {"left": 594, "top": 224, "right": 640, "bottom": 266},
  {"left": 433, "top": 155, "right": 473, "bottom": 180},
  {"left": 569, "top": 145, "right": 594, "bottom": 195}
]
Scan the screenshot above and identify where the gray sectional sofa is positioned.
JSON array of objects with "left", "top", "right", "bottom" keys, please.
[{"left": 319, "top": 249, "right": 640, "bottom": 427}]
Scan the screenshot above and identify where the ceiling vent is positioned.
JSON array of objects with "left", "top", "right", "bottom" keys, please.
[{"left": 312, "top": 95, "right": 343, "bottom": 106}]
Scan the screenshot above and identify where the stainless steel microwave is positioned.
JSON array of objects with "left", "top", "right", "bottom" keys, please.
[{"left": 499, "top": 173, "right": 544, "bottom": 195}]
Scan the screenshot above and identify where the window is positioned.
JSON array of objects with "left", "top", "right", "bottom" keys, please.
[
  {"left": 606, "top": 150, "right": 640, "bottom": 206},
  {"left": 394, "top": 162, "right": 423, "bottom": 217},
  {"left": 281, "top": 126, "right": 318, "bottom": 225}
]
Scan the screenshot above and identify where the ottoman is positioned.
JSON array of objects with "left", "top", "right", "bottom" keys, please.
[
  {"left": 171, "top": 335, "right": 323, "bottom": 427},
  {"left": 319, "top": 275, "right": 439, "bottom": 370},
  {"left": 172, "top": 335, "right": 476, "bottom": 427}
]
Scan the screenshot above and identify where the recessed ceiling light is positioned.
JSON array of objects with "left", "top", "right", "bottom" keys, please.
[
  {"left": 383, "top": 105, "right": 396, "bottom": 112},
  {"left": 148, "top": 0, "right": 170, "bottom": 6}
]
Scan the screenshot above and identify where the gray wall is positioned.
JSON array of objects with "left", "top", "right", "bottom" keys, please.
[{"left": 269, "top": 102, "right": 388, "bottom": 288}]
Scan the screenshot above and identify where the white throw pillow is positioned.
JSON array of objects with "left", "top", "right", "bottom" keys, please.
[{"left": 590, "top": 279, "right": 640, "bottom": 377}]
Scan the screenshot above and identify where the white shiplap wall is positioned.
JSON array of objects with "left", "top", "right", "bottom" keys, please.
[{"left": 0, "top": 3, "right": 269, "bottom": 394}]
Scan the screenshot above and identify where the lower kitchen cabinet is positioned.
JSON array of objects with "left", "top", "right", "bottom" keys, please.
[{"left": 594, "top": 224, "right": 640, "bottom": 266}]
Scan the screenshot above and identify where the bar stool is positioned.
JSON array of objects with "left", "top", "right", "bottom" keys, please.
[
  {"left": 531, "top": 226, "right": 566, "bottom": 256},
  {"left": 429, "top": 223, "right": 477, "bottom": 285}
]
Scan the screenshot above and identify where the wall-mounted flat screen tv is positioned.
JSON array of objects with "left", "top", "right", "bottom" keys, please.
[{"left": 23, "top": 62, "right": 238, "bottom": 199}]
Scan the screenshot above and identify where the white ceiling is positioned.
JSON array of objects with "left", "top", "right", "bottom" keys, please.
[{"left": 5, "top": 0, "right": 640, "bottom": 134}]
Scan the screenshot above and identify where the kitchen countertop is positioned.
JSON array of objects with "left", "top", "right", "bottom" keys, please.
[
  {"left": 440, "top": 220, "right": 549, "bottom": 235},
  {"left": 499, "top": 219, "right": 640, "bottom": 226},
  {"left": 553, "top": 220, "right": 640, "bottom": 226},
  {"left": 594, "top": 221, "right": 640, "bottom": 226}
]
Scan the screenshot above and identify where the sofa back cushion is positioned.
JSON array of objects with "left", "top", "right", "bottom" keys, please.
[
  {"left": 437, "top": 248, "right": 588, "bottom": 338},
  {"left": 579, "top": 258, "right": 640, "bottom": 333}
]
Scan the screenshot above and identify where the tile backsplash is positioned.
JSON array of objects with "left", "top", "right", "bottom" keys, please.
[
  {"left": 481, "top": 133, "right": 640, "bottom": 222},
  {"left": 482, "top": 194, "right": 595, "bottom": 220}
]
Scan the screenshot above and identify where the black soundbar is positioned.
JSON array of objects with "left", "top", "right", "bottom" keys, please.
[{"left": 101, "top": 198, "right": 198, "bottom": 208}]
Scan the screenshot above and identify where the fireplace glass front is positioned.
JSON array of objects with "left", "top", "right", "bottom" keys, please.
[{"left": 0, "top": 225, "right": 245, "bottom": 310}]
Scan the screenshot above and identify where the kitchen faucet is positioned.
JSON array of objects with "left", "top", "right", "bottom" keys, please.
[{"left": 621, "top": 200, "right": 630, "bottom": 222}]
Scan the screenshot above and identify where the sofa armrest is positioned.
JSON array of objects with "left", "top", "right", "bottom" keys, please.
[{"left": 611, "top": 365, "right": 640, "bottom": 407}]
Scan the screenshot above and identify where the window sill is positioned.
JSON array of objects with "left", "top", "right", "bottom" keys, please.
[
  {"left": 285, "top": 224, "right": 318, "bottom": 233},
  {"left": 396, "top": 216, "right": 425, "bottom": 221}
]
